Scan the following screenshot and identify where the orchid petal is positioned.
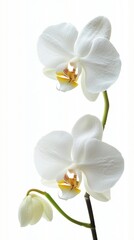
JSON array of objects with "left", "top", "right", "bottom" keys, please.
[
  {"left": 74, "top": 16, "right": 111, "bottom": 57},
  {"left": 79, "top": 139, "right": 124, "bottom": 192},
  {"left": 82, "top": 38, "right": 121, "bottom": 93},
  {"left": 56, "top": 79, "right": 78, "bottom": 92},
  {"left": 72, "top": 115, "right": 103, "bottom": 164},
  {"left": 72, "top": 114, "right": 103, "bottom": 141},
  {"left": 89, "top": 190, "right": 111, "bottom": 202},
  {"left": 83, "top": 175, "right": 111, "bottom": 201},
  {"left": 58, "top": 185, "right": 81, "bottom": 200},
  {"left": 43, "top": 68, "right": 57, "bottom": 80},
  {"left": 35, "top": 196, "right": 53, "bottom": 221},
  {"left": 34, "top": 131, "right": 72, "bottom": 180},
  {"left": 29, "top": 197, "right": 43, "bottom": 225},
  {"left": 18, "top": 196, "right": 33, "bottom": 227},
  {"left": 41, "top": 178, "right": 58, "bottom": 187},
  {"left": 38, "top": 23, "right": 78, "bottom": 68},
  {"left": 81, "top": 70, "right": 99, "bottom": 101},
  {"left": 43, "top": 62, "right": 69, "bottom": 81},
  {"left": 56, "top": 62, "right": 68, "bottom": 72}
]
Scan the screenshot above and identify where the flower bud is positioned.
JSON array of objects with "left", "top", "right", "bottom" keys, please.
[{"left": 18, "top": 194, "right": 53, "bottom": 227}]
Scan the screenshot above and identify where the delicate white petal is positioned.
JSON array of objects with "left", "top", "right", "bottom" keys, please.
[
  {"left": 81, "top": 70, "right": 99, "bottom": 101},
  {"left": 34, "top": 131, "right": 72, "bottom": 180},
  {"left": 42, "top": 202, "right": 53, "bottom": 221},
  {"left": 18, "top": 196, "right": 33, "bottom": 227},
  {"left": 81, "top": 38, "right": 121, "bottom": 93},
  {"left": 41, "top": 178, "right": 57, "bottom": 187},
  {"left": 89, "top": 190, "right": 111, "bottom": 202},
  {"left": 72, "top": 114, "right": 103, "bottom": 141},
  {"left": 79, "top": 139, "right": 124, "bottom": 192},
  {"left": 43, "top": 62, "right": 69, "bottom": 81},
  {"left": 37, "top": 23, "right": 78, "bottom": 68},
  {"left": 43, "top": 68, "right": 57, "bottom": 80},
  {"left": 83, "top": 175, "right": 111, "bottom": 201},
  {"left": 35, "top": 196, "right": 53, "bottom": 221},
  {"left": 56, "top": 80, "right": 78, "bottom": 92},
  {"left": 29, "top": 197, "right": 43, "bottom": 225},
  {"left": 43, "top": 63, "right": 70, "bottom": 87},
  {"left": 74, "top": 16, "right": 111, "bottom": 57},
  {"left": 58, "top": 186, "right": 81, "bottom": 200},
  {"left": 72, "top": 115, "right": 103, "bottom": 164},
  {"left": 56, "top": 62, "right": 68, "bottom": 72}
]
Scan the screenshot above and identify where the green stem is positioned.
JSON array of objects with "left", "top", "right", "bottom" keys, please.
[
  {"left": 102, "top": 91, "right": 109, "bottom": 129},
  {"left": 27, "top": 188, "right": 91, "bottom": 229}
]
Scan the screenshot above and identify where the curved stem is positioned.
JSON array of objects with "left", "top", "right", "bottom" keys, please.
[
  {"left": 27, "top": 188, "right": 91, "bottom": 229},
  {"left": 85, "top": 193, "right": 98, "bottom": 240},
  {"left": 102, "top": 91, "right": 109, "bottom": 129}
]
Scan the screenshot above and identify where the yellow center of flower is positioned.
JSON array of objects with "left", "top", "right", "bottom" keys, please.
[
  {"left": 56, "top": 65, "right": 78, "bottom": 88},
  {"left": 58, "top": 169, "right": 80, "bottom": 192}
]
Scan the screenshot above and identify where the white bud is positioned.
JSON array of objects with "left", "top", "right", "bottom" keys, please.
[{"left": 18, "top": 194, "right": 53, "bottom": 227}]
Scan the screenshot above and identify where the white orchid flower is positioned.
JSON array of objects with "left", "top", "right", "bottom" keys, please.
[
  {"left": 18, "top": 194, "right": 53, "bottom": 227},
  {"left": 34, "top": 115, "right": 124, "bottom": 202},
  {"left": 37, "top": 16, "right": 121, "bottom": 101}
]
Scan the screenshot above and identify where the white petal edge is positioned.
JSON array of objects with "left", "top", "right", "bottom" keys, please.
[
  {"left": 18, "top": 196, "right": 33, "bottom": 227},
  {"left": 72, "top": 115, "right": 103, "bottom": 164},
  {"left": 89, "top": 190, "right": 111, "bottom": 202},
  {"left": 29, "top": 196, "right": 43, "bottom": 225},
  {"left": 34, "top": 131, "right": 73, "bottom": 180},
  {"left": 81, "top": 69, "right": 99, "bottom": 101},
  {"left": 41, "top": 178, "right": 58, "bottom": 187},
  {"left": 83, "top": 175, "right": 111, "bottom": 201},
  {"left": 81, "top": 38, "right": 121, "bottom": 93},
  {"left": 35, "top": 196, "right": 53, "bottom": 221},
  {"left": 72, "top": 114, "right": 103, "bottom": 141},
  {"left": 43, "top": 62, "right": 69, "bottom": 81},
  {"left": 74, "top": 16, "right": 111, "bottom": 57},
  {"left": 56, "top": 80, "right": 78, "bottom": 92},
  {"left": 58, "top": 186, "right": 81, "bottom": 200},
  {"left": 43, "top": 68, "right": 57, "bottom": 80},
  {"left": 79, "top": 139, "right": 124, "bottom": 192},
  {"left": 37, "top": 23, "right": 78, "bottom": 68}
]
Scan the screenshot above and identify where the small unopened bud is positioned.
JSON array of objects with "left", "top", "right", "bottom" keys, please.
[{"left": 18, "top": 194, "right": 53, "bottom": 227}]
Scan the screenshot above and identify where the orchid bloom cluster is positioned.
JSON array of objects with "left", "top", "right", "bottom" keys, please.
[{"left": 18, "top": 16, "right": 124, "bottom": 238}]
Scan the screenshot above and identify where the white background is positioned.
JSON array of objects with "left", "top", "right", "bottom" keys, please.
[{"left": 0, "top": 0, "right": 133, "bottom": 239}]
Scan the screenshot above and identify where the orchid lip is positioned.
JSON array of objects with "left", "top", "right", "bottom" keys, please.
[
  {"left": 58, "top": 169, "right": 80, "bottom": 190},
  {"left": 57, "top": 169, "right": 81, "bottom": 199},
  {"left": 56, "top": 64, "right": 79, "bottom": 90}
]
